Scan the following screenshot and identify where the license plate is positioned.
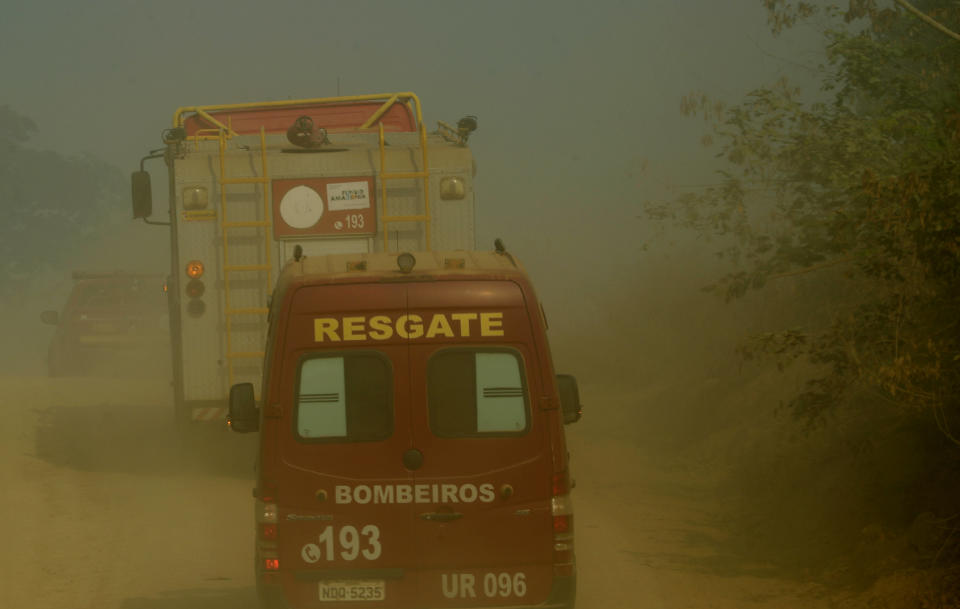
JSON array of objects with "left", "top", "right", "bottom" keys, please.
[{"left": 318, "top": 580, "right": 385, "bottom": 602}]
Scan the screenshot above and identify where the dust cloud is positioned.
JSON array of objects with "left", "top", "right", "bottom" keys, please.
[
  {"left": 0, "top": 224, "right": 263, "bottom": 608},
  {"left": 2, "top": 219, "right": 955, "bottom": 609},
  {"left": 542, "top": 234, "right": 960, "bottom": 606}
]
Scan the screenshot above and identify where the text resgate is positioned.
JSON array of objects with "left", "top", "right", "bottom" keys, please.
[{"left": 314, "top": 312, "right": 505, "bottom": 342}]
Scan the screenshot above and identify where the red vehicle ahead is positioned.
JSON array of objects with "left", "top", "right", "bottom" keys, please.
[
  {"left": 229, "top": 248, "right": 582, "bottom": 609},
  {"left": 40, "top": 272, "right": 168, "bottom": 377}
]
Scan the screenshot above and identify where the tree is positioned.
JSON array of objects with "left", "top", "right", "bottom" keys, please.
[
  {"left": 0, "top": 104, "right": 125, "bottom": 296},
  {"left": 647, "top": 1, "right": 960, "bottom": 439}
]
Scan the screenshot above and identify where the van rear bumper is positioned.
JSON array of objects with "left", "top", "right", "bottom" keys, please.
[{"left": 258, "top": 574, "right": 576, "bottom": 609}]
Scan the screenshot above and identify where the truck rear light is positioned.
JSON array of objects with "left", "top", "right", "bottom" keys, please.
[
  {"left": 553, "top": 563, "right": 575, "bottom": 577},
  {"left": 186, "top": 299, "right": 206, "bottom": 317},
  {"left": 183, "top": 186, "right": 209, "bottom": 210},
  {"left": 260, "top": 523, "right": 278, "bottom": 540},
  {"left": 439, "top": 176, "right": 465, "bottom": 200},
  {"left": 552, "top": 504, "right": 572, "bottom": 535},
  {"left": 551, "top": 494, "right": 572, "bottom": 516},
  {"left": 552, "top": 471, "right": 570, "bottom": 497},
  {"left": 551, "top": 471, "right": 575, "bottom": 572},
  {"left": 553, "top": 546, "right": 574, "bottom": 564},
  {"left": 185, "top": 278, "right": 205, "bottom": 298},
  {"left": 184, "top": 264, "right": 206, "bottom": 317},
  {"left": 185, "top": 260, "right": 204, "bottom": 279},
  {"left": 257, "top": 500, "right": 278, "bottom": 523},
  {"left": 262, "top": 547, "right": 280, "bottom": 571},
  {"left": 551, "top": 480, "right": 573, "bottom": 535}
]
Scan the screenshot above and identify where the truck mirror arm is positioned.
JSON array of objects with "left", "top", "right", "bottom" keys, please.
[{"left": 141, "top": 217, "right": 171, "bottom": 226}]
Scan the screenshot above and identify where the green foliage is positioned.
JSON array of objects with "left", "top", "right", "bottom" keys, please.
[
  {"left": 0, "top": 105, "right": 124, "bottom": 296},
  {"left": 647, "top": 2, "right": 960, "bottom": 434}
]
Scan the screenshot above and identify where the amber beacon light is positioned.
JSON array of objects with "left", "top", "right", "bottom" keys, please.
[
  {"left": 185, "top": 260, "right": 205, "bottom": 279},
  {"left": 185, "top": 260, "right": 206, "bottom": 317}
]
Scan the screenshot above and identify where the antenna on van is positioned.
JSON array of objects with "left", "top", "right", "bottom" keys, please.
[{"left": 493, "top": 238, "right": 518, "bottom": 267}]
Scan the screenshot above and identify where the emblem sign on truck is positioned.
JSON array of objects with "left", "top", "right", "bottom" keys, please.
[
  {"left": 272, "top": 177, "right": 375, "bottom": 237},
  {"left": 279, "top": 185, "right": 324, "bottom": 229}
]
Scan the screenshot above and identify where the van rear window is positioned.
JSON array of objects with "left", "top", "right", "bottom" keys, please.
[
  {"left": 427, "top": 349, "right": 529, "bottom": 437},
  {"left": 295, "top": 353, "right": 392, "bottom": 442}
]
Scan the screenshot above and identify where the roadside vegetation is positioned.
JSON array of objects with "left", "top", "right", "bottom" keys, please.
[
  {"left": 0, "top": 104, "right": 142, "bottom": 373},
  {"left": 644, "top": 1, "right": 960, "bottom": 605},
  {"left": 0, "top": 104, "right": 125, "bottom": 300}
]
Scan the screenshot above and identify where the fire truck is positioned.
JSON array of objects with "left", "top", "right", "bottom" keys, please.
[{"left": 131, "top": 92, "right": 479, "bottom": 424}]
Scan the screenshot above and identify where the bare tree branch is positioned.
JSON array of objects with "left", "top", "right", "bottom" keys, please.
[{"left": 894, "top": 0, "right": 960, "bottom": 43}]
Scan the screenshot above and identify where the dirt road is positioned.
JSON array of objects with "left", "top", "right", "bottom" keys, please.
[{"left": 0, "top": 376, "right": 840, "bottom": 609}]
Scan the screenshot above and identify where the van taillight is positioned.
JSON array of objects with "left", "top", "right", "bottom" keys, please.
[
  {"left": 553, "top": 562, "right": 575, "bottom": 577},
  {"left": 551, "top": 495, "right": 573, "bottom": 534},
  {"left": 552, "top": 471, "right": 570, "bottom": 496},
  {"left": 551, "top": 470, "right": 575, "bottom": 576},
  {"left": 264, "top": 558, "right": 279, "bottom": 571},
  {"left": 257, "top": 499, "right": 278, "bottom": 523},
  {"left": 260, "top": 523, "right": 278, "bottom": 540}
]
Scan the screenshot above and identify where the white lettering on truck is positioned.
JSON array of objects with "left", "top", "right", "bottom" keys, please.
[{"left": 335, "top": 483, "right": 496, "bottom": 504}]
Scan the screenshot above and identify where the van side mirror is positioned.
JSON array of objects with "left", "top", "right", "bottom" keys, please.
[
  {"left": 40, "top": 310, "right": 59, "bottom": 325},
  {"left": 228, "top": 382, "right": 259, "bottom": 433},
  {"left": 557, "top": 374, "right": 583, "bottom": 424},
  {"left": 131, "top": 170, "right": 153, "bottom": 219}
]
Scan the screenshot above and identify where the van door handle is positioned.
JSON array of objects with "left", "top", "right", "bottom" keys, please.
[{"left": 420, "top": 511, "right": 464, "bottom": 522}]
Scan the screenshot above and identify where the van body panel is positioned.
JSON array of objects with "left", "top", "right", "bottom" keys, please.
[
  {"left": 256, "top": 253, "right": 574, "bottom": 608},
  {"left": 408, "top": 338, "right": 553, "bottom": 607},
  {"left": 274, "top": 283, "right": 418, "bottom": 606}
]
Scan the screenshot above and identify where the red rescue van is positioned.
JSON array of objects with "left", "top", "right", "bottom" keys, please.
[{"left": 229, "top": 248, "right": 583, "bottom": 609}]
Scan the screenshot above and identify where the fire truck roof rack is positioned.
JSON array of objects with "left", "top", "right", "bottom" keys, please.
[{"left": 173, "top": 92, "right": 425, "bottom": 141}]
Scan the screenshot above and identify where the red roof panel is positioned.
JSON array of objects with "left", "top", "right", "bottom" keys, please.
[{"left": 183, "top": 101, "right": 416, "bottom": 136}]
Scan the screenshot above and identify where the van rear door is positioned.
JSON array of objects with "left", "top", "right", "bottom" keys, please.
[
  {"left": 276, "top": 283, "right": 418, "bottom": 608},
  {"left": 407, "top": 280, "right": 555, "bottom": 607}
]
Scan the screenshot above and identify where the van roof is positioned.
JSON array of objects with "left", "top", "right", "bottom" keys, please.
[{"left": 276, "top": 249, "right": 527, "bottom": 292}]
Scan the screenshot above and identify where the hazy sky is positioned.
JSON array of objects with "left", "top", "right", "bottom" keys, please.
[{"left": 1, "top": 0, "right": 824, "bottom": 312}]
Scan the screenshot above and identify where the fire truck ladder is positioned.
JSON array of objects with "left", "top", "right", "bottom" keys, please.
[
  {"left": 218, "top": 126, "right": 272, "bottom": 388},
  {"left": 374, "top": 95, "right": 432, "bottom": 252}
]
